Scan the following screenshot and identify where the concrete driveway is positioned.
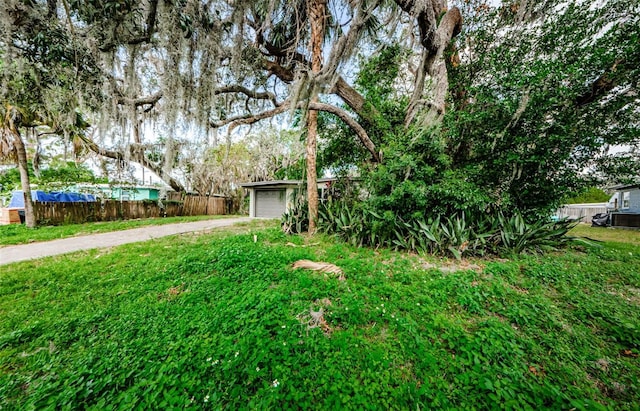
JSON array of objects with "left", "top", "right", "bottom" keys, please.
[{"left": 0, "top": 217, "right": 252, "bottom": 266}]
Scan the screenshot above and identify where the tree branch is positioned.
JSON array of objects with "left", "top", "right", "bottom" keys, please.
[
  {"left": 318, "top": 0, "right": 379, "bottom": 83},
  {"left": 308, "top": 102, "right": 380, "bottom": 162},
  {"left": 214, "top": 85, "right": 278, "bottom": 106},
  {"left": 76, "top": 133, "right": 186, "bottom": 192},
  {"left": 393, "top": 0, "right": 440, "bottom": 50},
  {"left": 97, "top": 0, "right": 159, "bottom": 51},
  {"left": 404, "top": 5, "right": 463, "bottom": 126},
  {"left": 211, "top": 100, "right": 380, "bottom": 162},
  {"left": 264, "top": 60, "right": 296, "bottom": 82},
  {"left": 576, "top": 59, "right": 624, "bottom": 107},
  {"left": 211, "top": 103, "right": 291, "bottom": 129},
  {"left": 116, "top": 91, "right": 163, "bottom": 108}
]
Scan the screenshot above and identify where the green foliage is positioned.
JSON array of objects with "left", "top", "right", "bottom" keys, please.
[
  {"left": 37, "top": 162, "right": 104, "bottom": 187},
  {"left": 1, "top": 5, "right": 103, "bottom": 122},
  {"left": 325, "top": 0, "right": 640, "bottom": 222},
  {"left": 354, "top": 43, "right": 408, "bottom": 133},
  {"left": 0, "top": 167, "right": 21, "bottom": 193},
  {"left": 0, "top": 162, "right": 102, "bottom": 199},
  {"left": 273, "top": 157, "right": 306, "bottom": 181},
  {"left": 365, "top": 127, "right": 492, "bottom": 220},
  {"left": 439, "top": 0, "right": 640, "bottom": 217},
  {"left": 281, "top": 198, "right": 309, "bottom": 234},
  {"left": 315, "top": 200, "right": 578, "bottom": 258},
  {"left": 565, "top": 187, "right": 612, "bottom": 204},
  {"left": 1, "top": 225, "right": 639, "bottom": 409},
  {"left": 318, "top": 43, "right": 409, "bottom": 173}
]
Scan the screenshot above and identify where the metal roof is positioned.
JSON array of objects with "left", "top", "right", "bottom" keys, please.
[
  {"left": 239, "top": 177, "right": 355, "bottom": 188},
  {"left": 239, "top": 180, "right": 303, "bottom": 188},
  {"left": 611, "top": 183, "right": 640, "bottom": 191}
]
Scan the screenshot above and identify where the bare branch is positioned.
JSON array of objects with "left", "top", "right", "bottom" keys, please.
[
  {"left": 393, "top": 0, "right": 441, "bottom": 51},
  {"left": 308, "top": 102, "right": 380, "bottom": 162},
  {"left": 75, "top": 133, "right": 186, "bottom": 192},
  {"left": 214, "top": 85, "right": 278, "bottom": 106},
  {"left": 211, "top": 100, "right": 380, "bottom": 162},
  {"left": 97, "top": 0, "right": 159, "bottom": 52},
  {"left": 217, "top": 103, "right": 291, "bottom": 130},
  {"left": 264, "top": 60, "right": 296, "bottom": 82},
  {"left": 576, "top": 59, "right": 624, "bottom": 107},
  {"left": 404, "top": 5, "right": 463, "bottom": 126},
  {"left": 116, "top": 91, "right": 163, "bottom": 108}
]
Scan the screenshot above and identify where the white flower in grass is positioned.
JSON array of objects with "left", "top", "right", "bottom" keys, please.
[
  {"left": 204, "top": 395, "right": 210, "bottom": 403},
  {"left": 235, "top": 351, "right": 239, "bottom": 357},
  {"left": 272, "top": 379, "right": 280, "bottom": 387},
  {"left": 212, "top": 359, "right": 219, "bottom": 365},
  {"left": 256, "top": 367, "right": 260, "bottom": 372},
  {"left": 281, "top": 325, "right": 286, "bottom": 328},
  {"left": 206, "top": 357, "right": 212, "bottom": 362}
]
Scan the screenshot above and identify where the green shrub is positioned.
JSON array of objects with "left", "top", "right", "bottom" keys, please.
[
  {"left": 281, "top": 199, "right": 309, "bottom": 234},
  {"left": 293, "top": 200, "right": 579, "bottom": 258}
]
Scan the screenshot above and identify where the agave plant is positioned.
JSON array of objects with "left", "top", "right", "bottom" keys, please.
[
  {"left": 313, "top": 199, "right": 581, "bottom": 257},
  {"left": 281, "top": 199, "right": 309, "bottom": 234},
  {"left": 497, "top": 212, "right": 577, "bottom": 254}
]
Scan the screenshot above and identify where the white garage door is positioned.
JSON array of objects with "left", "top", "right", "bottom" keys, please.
[{"left": 255, "top": 190, "right": 286, "bottom": 218}]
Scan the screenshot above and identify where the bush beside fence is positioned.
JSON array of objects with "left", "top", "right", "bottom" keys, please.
[{"left": 33, "top": 196, "right": 229, "bottom": 225}]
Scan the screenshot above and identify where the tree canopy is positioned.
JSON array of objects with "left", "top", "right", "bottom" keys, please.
[{"left": 1, "top": 0, "right": 639, "bottom": 221}]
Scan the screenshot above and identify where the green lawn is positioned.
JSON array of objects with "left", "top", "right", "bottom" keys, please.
[
  {"left": 0, "top": 215, "right": 239, "bottom": 246},
  {"left": 570, "top": 224, "right": 640, "bottom": 246},
  {"left": 0, "top": 223, "right": 638, "bottom": 409}
]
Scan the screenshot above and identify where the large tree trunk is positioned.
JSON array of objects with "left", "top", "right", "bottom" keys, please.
[
  {"left": 14, "top": 134, "right": 36, "bottom": 227},
  {"left": 5, "top": 107, "right": 36, "bottom": 227},
  {"left": 5, "top": 106, "right": 36, "bottom": 228},
  {"left": 394, "top": 1, "right": 462, "bottom": 127},
  {"left": 306, "top": 0, "right": 326, "bottom": 234}
]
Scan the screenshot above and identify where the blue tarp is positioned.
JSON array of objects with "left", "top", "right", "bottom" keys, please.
[{"left": 9, "top": 190, "right": 96, "bottom": 208}]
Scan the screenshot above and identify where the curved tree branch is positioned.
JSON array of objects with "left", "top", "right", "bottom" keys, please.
[
  {"left": 214, "top": 85, "right": 278, "bottom": 106},
  {"left": 212, "top": 100, "right": 380, "bottom": 162},
  {"left": 76, "top": 133, "right": 186, "bottom": 192},
  {"left": 576, "top": 59, "right": 624, "bottom": 107},
  {"left": 404, "top": 5, "right": 463, "bottom": 126},
  {"left": 97, "top": 0, "right": 159, "bottom": 52},
  {"left": 116, "top": 91, "right": 163, "bottom": 108},
  {"left": 308, "top": 102, "right": 380, "bottom": 162},
  {"left": 210, "top": 102, "right": 289, "bottom": 129}
]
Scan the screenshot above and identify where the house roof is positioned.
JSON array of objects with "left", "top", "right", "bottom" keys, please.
[
  {"left": 611, "top": 183, "right": 640, "bottom": 191},
  {"left": 239, "top": 177, "right": 351, "bottom": 188},
  {"left": 239, "top": 180, "right": 303, "bottom": 188}
]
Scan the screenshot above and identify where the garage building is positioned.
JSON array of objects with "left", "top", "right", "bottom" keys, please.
[{"left": 240, "top": 179, "right": 339, "bottom": 218}]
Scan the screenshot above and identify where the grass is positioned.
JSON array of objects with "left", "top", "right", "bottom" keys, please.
[
  {"left": 570, "top": 223, "right": 640, "bottom": 246},
  {"left": 0, "top": 222, "right": 638, "bottom": 409},
  {"left": 0, "top": 215, "right": 238, "bottom": 246}
]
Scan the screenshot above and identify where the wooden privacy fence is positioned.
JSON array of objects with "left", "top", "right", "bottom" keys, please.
[
  {"left": 33, "top": 196, "right": 227, "bottom": 225},
  {"left": 181, "top": 196, "right": 226, "bottom": 216}
]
